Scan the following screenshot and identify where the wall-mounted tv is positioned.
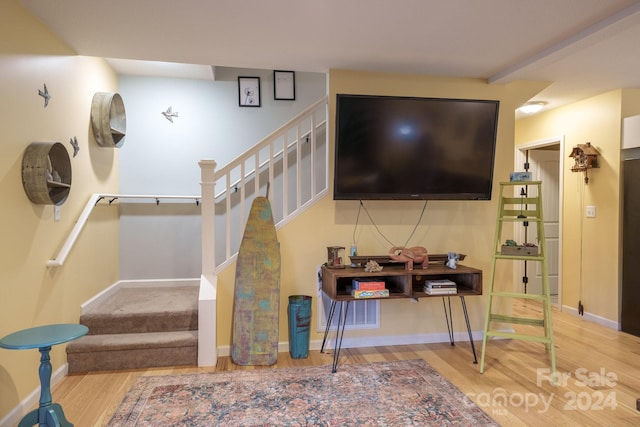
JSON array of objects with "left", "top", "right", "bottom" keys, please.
[{"left": 334, "top": 94, "right": 500, "bottom": 200}]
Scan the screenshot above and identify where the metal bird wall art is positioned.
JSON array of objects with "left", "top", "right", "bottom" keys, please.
[
  {"left": 162, "top": 106, "right": 179, "bottom": 123},
  {"left": 38, "top": 83, "right": 51, "bottom": 107},
  {"left": 69, "top": 136, "right": 79, "bottom": 157}
]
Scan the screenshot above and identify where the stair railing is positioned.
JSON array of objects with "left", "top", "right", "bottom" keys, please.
[
  {"left": 198, "top": 96, "right": 328, "bottom": 365},
  {"left": 200, "top": 96, "right": 329, "bottom": 273}
]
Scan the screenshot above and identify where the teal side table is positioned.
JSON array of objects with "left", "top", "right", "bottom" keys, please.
[{"left": 0, "top": 324, "right": 89, "bottom": 427}]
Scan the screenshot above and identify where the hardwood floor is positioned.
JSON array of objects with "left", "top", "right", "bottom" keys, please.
[{"left": 48, "top": 301, "right": 640, "bottom": 426}]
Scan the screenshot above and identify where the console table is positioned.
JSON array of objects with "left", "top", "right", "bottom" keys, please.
[
  {"left": 320, "top": 261, "right": 482, "bottom": 372},
  {"left": 0, "top": 323, "right": 89, "bottom": 427}
]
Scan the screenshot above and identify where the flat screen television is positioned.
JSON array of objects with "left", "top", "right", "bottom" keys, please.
[{"left": 334, "top": 94, "right": 500, "bottom": 200}]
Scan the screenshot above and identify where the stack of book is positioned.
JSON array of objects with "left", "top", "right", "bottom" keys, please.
[
  {"left": 424, "top": 279, "right": 457, "bottom": 295},
  {"left": 351, "top": 279, "right": 389, "bottom": 298}
]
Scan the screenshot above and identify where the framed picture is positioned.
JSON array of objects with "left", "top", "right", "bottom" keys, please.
[
  {"left": 238, "top": 76, "right": 261, "bottom": 107},
  {"left": 274, "top": 70, "right": 295, "bottom": 100}
]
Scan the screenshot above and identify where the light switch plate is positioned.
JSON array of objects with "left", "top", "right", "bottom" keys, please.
[{"left": 586, "top": 205, "right": 596, "bottom": 218}]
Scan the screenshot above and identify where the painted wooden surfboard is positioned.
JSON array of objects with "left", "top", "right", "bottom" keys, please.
[{"left": 231, "top": 196, "right": 281, "bottom": 365}]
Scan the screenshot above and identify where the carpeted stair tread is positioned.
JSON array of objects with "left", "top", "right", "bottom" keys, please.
[
  {"left": 66, "top": 331, "right": 198, "bottom": 373},
  {"left": 81, "top": 286, "right": 198, "bottom": 335},
  {"left": 67, "top": 285, "right": 200, "bottom": 373},
  {"left": 67, "top": 330, "right": 198, "bottom": 353}
]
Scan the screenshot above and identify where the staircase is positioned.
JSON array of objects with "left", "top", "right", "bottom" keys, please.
[
  {"left": 66, "top": 286, "right": 198, "bottom": 373},
  {"left": 59, "top": 97, "right": 328, "bottom": 370}
]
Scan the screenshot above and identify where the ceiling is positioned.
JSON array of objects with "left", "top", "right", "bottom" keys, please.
[{"left": 20, "top": 0, "right": 640, "bottom": 116}]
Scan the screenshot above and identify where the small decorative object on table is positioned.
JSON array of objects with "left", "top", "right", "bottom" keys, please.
[
  {"left": 446, "top": 252, "right": 460, "bottom": 269},
  {"left": 364, "top": 260, "right": 383, "bottom": 272},
  {"left": 388, "top": 246, "right": 429, "bottom": 270},
  {"left": 327, "top": 246, "right": 345, "bottom": 269},
  {"left": 349, "top": 244, "right": 358, "bottom": 267}
]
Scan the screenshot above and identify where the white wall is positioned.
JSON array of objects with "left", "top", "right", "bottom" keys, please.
[{"left": 117, "top": 68, "right": 326, "bottom": 279}]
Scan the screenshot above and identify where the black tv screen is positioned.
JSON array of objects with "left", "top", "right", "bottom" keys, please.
[{"left": 334, "top": 94, "right": 499, "bottom": 200}]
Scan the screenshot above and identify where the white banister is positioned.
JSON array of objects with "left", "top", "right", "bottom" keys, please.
[{"left": 205, "top": 97, "right": 328, "bottom": 271}]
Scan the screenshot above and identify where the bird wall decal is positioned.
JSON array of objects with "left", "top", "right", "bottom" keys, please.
[
  {"left": 162, "top": 106, "right": 179, "bottom": 123},
  {"left": 38, "top": 83, "right": 51, "bottom": 107},
  {"left": 69, "top": 136, "right": 79, "bottom": 157}
]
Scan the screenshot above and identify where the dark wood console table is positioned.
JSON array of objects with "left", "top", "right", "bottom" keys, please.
[{"left": 320, "top": 261, "right": 483, "bottom": 372}]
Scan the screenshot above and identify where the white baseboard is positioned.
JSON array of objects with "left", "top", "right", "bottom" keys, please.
[
  {"left": 0, "top": 364, "right": 68, "bottom": 427},
  {"left": 561, "top": 304, "right": 620, "bottom": 330},
  {"left": 216, "top": 330, "right": 488, "bottom": 358},
  {"left": 320, "top": 330, "right": 485, "bottom": 350}
]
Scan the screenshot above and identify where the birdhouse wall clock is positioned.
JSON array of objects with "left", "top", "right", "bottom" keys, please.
[{"left": 569, "top": 142, "right": 600, "bottom": 184}]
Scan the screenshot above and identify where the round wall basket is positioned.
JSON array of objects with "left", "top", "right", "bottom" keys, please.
[
  {"left": 91, "top": 92, "right": 126, "bottom": 148},
  {"left": 22, "top": 142, "right": 72, "bottom": 206}
]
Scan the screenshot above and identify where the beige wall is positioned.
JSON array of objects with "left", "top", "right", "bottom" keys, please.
[
  {"left": 515, "top": 89, "right": 640, "bottom": 322},
  {"left": 0, "top": 1, "right": 120, "bottom": 419},
  {"left": 214, "top": 69, "right": 548, "bottom": 348}
]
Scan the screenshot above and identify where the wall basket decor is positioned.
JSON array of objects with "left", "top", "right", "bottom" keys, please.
[
  {"left": 90, "top": 92, "right": 126, "bottom": 148},
  {"left": 22, "top": 142, "right": 72, "bottom": 206}
]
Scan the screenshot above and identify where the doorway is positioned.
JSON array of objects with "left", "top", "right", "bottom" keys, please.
[{"left": 514, "top": 137, "right": 564, "bottom": 305}]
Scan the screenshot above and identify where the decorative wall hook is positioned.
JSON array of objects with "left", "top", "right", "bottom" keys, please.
[{"left": 569, "top": 142, "right": 600, "bottom": 184}]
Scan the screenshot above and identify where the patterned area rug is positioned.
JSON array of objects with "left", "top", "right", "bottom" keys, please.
[{"left": 108, "top": 359, "right": 497, "bottom": 426}]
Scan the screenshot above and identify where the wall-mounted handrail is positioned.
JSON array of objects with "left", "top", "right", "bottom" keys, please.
[{"left": 46, "top": 193, "right": 199, "bottom": 268}]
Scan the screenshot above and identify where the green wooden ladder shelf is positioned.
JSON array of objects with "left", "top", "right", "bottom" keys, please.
[{"left": 480, "top": 181, "right": 556, "bottom": 376}]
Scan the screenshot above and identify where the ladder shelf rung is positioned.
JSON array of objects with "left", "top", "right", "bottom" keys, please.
[
  {"left": 489, "top": 314, "right": 545, "bottom": 326},
  {"left": 494, "top": 254, "right": 545, "bottom": 261},
  {"left": 485, "top": 330, "right": 553, "bottom": 344},
  {"left": 501, "top": 196, "right": 541, "bottom": 204},
  {"left": 490, "top": 291, "right": 548, "bottom": 301},
  {"left": 498, "top": 180, "right": 542, "bottom": 186},
  {"left": 499, "top": 215, "right": 542, "bottom": 222}
]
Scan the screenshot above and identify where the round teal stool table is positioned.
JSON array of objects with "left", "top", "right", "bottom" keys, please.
[{"left": 0, "top": 324, "right": 88, "bottom": 427}]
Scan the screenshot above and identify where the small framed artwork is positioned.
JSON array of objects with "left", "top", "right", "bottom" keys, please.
[
  {"left": 274, "top": 70, "right": 295, "bottom": 100},
  {"left": 238, "top": 76, "right": 261, "bottom": 107}
]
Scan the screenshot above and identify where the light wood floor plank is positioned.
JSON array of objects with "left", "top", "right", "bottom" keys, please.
[{"left": 35, "top": 301, "right": 640, "bottom": 426}]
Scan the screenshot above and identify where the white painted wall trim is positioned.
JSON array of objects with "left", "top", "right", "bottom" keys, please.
[
  {"left": 562, "top": 305, "right": 620, "bottom": 330},
  {"left": 514, "top": 135, "right": 565, "bottom": 308},
  {"left": 198, "top": 274, "right": 217, "bottom": 366},
  {"left": 214, "top": 330, "right": 511, "bottom": 357}
]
